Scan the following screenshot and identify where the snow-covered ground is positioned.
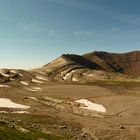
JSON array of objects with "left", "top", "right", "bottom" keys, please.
[
  {"left": 0, "top": 98, "right": 30, "bottom": 109},
  {"left": 32, "top": 79, "right": 43, "bottom": 84},
  {"left": 10, "top": 70, "right": 17, "bottom": 74},
  {"left": 0, "top": 84, "right": 10, "bottom": 88},
  {"left": 75, "top": 99, "right": 106, "bottom": 113},
  {"left": 27, "top": 97, "right": 37, "bottom": 100},
  {"left": 12, "top": 111, "right": 30, "bottom": 114},
  {"left": 62, "top": 70, "right": 77, "bottom": 81},
  {"left": 10, "top": 70, "right": 23, "bottom": 77},
  {"left": 19, "top": 73, "right": 23, "bottom": 77},
  {"left": 0, "top": 72, "right": 9, "bottom": 77},
  {"left": 72, "top": 77, "right": 78, "bottom": 82},
  {"left": 36, "top": 76, "right": 48, "bottom": 81},
  {"left": 20, "top": 81, "right": 29, "bottom": 86},
  {"left": 0, "top": 111, "right": 30, "bottom": 114},
  {"left": 26, "top": 87, "right": 42, "bottom": 92},
  {"left": 31, "top": 87, "right": 42, "bottom": 90}
]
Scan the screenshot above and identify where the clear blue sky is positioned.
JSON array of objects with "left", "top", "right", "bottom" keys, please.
[{"left": 0, "top": 0, "right": 140, "bottom": 69}]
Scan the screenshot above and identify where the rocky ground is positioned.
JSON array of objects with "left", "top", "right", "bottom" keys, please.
[
  {"left": 0, "top": 69, "right": 140, "bottom": 139},
  {"left": 0, "top": 64, "right": 140, "bottom": 139}
]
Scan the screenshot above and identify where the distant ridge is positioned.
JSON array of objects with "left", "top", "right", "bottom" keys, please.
[
  {"left": 83, "top": 51, "right": 140, "bottom": 76},
  {"left": 0, "top": 51, "right": 140, "bottom": 83},
  {"left": 33, "top": 51, "right": 140, "bottom": 82}
]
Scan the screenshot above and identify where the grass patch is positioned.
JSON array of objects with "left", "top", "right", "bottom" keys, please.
[{"left": 0, "top": 123, "right": 65, "bottom": 140}]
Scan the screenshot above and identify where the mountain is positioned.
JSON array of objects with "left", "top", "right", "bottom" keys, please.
[
  {"left": 83, "top": 51, "right": 140, "bottom": 76},
  {"left": 33, "top": 51, "right": 140, "bottom": 82},
  {"left": 0, "top": 51, "right": 139, "bottom": 85},
  {"left": 0, "top": 51, "right": 140, "bottom": 140}
]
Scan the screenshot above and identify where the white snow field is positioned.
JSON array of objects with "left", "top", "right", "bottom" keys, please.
[
  {"left": 75, "top": 99, "right": 106, "bottom": 113},
  {"left": 0, "top": 98, "right": 30, "bottom": 109}
]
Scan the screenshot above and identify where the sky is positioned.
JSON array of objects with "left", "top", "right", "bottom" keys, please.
[{"left": 0, "top": 0, "right": 140, "bottom": 69}]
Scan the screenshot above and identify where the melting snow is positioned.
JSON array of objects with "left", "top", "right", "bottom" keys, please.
[
  {"left": 28, "top": 97, "right": 37, "bottom": 100},
  {"left": 63, "top": 70, "right": 77, "bottom": 80},
  {"left": 83, "top": 73, "right": 94, "bottom": 77},
  {"left": 32, "top": 79, "right": 43, "bottom": 84},
  {"left": 72, "top": 77, "right": 78, "bottom": 82},
  {"left": 31, "top": 87, "right": 42, "bottom": 90},
  {"left": 0, "top": 98, "right": 30, "bottom": 109},
  {"left": 0, "top": 111, "right": 30, "bottom": 114},
  {"left": 12, "top": 111, "right": 30, "bottom": 114},
  {"left": 63, "top": 73, "right": 71, "bottom": 80},
  {"left": 10, "top": 70, "right": 17, "bottom": 74},
  {"left": 89, "top": 74, "right": 94, "bottom": 77},
  {"left": 0, "top": 72, "right": 9, "bottom": 77},
  {"left": 20, "top": 81, "right": 29, "bottom": 86},
  {"left": 36, "top": 76, "right": 48, "bottom": 81},
  {"left": 10, "top": 78, "right": 15, "bottom": 81},
  {"left": 19, "top": 73, "right": 23, "bottom": 77},
  {"left": 75, "top": 99, "right": 106, "bottom": 113},
  {"left": 0, "top": 84, "right": 10, "bottom": 88},
  {"left": 10, "top": 70, "right": 23, "bottom": 77},
  {"left": 27, "top": 87, "right": 41, "bottom": 92}
]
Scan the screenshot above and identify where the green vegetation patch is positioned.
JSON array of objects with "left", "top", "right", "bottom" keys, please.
[{"left": 0, "top": 123, "right": 65, "bottom": 140}]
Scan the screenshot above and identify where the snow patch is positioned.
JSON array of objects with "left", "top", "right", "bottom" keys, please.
[
  {"left": 28, "top": 97, "right": 37, "bottom": 100},
  {"left": 63, "top": 73, "right": 71, "bottom": 80},
  {"left": 63, "top": 70, "right": 77, "bottom": 81},
  {"left": 89, "top": 74, "right": 94, "bottom": 77},
  {"left": 10, "top": 78, "right": 15, "bottom": 81},
  {"left": 0, "top": 72, "right": 9, "bottom": 77},
  {"left": 0, "top": 98, "right": 30, "bottom": 109},
  {"left": 72, "top": 77, "right": 78, "bottom": 82},
  {"left": 75, "top": 99, "right": 106, "bottom": 113},
  {"left": 27, "top": 87, "right": 41, "bottom": 92},
  {"left": 10, "top": 70, "right": 23, "bottom": 77},
  {"left": 31, "top": 87, "right": 42, "bottom": 90},
  {"left": 32, "top": 79, "right": 43, "bottom": 84},
  {"left": 19, "top": 73, "right": 23, "bottom": 77},
  {"left": 83, "top": 73, "right": 94, "bottom": 77},
  {"left": 10, "top": 70, "right": 17, "bottom": 74},
  {"left": 12, "top": 111, "right": 30, "bottom": 114},
  {"left": 0, "top": 111, "right": 30, "bottom": 114},
  {"left": 0, "top": 84, "right": 10, "bottom": 88},
  {"left": 36, "top": 76, "right": 48, "bottom": 81},
  {"left": 20, "top": 81, "right": 29, "bottom": 86}
]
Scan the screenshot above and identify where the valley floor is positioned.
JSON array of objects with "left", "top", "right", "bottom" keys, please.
[{"left": 0, "top": 81, "right": 140, "bottom": 140}]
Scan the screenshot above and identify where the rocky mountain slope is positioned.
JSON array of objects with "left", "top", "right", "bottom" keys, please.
[
  {"left": 0, "top": 51, "right": 140, "bottom": 85},
  {"left": 84, "top": 51, "right": 140, "bottom": 76},
  {"left": 33, "top": 51, "right": 140, "bottom": 82}
]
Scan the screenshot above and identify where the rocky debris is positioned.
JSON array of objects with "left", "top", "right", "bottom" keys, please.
[
  {"left": 0, "top": 118, "right": 30, "bottom": 133},
  {"left": 44, "top": 96, "right": 64, "bottom": 104},
  {"left": 72, "top": 106, "right": 103, "bottom": 117},
  {"left": 15, "top": 125, "right": 30, "bottom": 133},
  {"left": 0, "top": 69, "right": 9, "bottom": 75},
  {"left": 0, "top": 69, "right": 18, "bottom": 83},
  {"left": 119, "top": 125, "right": 125, "bottom": 130},
  {"left": 58, "top": 125, "right": 67, "bottom": 129},
  {"left": 40, "top": 100, "right": 68, "bottom": 112},
  {"left": 38, "top": 96, "right": 104, "bottom": 118}
]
